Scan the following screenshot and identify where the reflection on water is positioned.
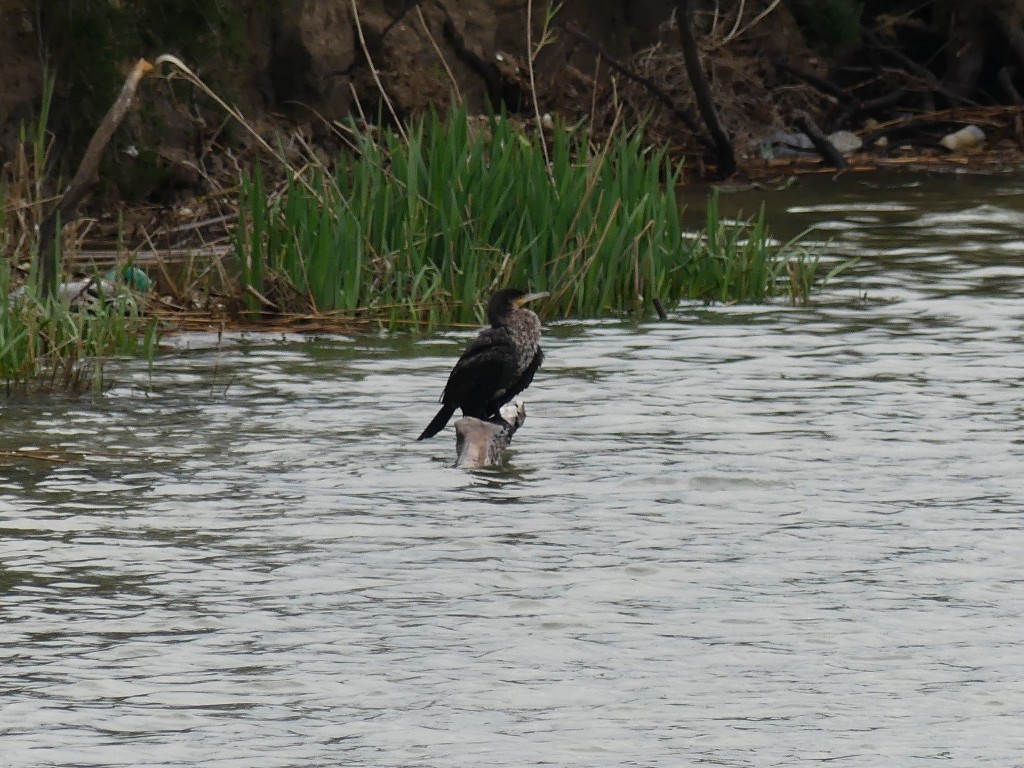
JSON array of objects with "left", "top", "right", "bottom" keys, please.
[{"left": 3, "top": 173, "right": 1024, "bottom": 766}]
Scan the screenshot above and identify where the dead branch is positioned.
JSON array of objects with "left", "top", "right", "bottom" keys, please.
[
  {"left": 794, "top": 110, "right": 847, "bottom": 169},
  {"left": 37, "top": 58, "right": 154, "bottom": 298},
  {"left": 674, "top": 0, "right": 736, "bottom": 177}
]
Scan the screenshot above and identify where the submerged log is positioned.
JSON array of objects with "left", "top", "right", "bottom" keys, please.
[{"left": 454, "top": 399, "right": 527, "bottom": 469}]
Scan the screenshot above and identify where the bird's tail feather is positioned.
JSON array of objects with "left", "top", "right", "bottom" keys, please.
[{"left": 418, "top": 404, "right": 457, "bottom": 440}]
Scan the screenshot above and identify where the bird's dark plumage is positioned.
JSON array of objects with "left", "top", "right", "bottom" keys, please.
[{"left": 418, "top": 288, "right": 547, "bottom": 440}]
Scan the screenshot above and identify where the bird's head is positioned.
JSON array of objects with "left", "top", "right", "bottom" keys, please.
[{"left": 487, "top": 288, "right": 549, "bottom": 326}]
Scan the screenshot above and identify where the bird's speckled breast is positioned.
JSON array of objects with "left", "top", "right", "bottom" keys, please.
[{"left": 506, "top": 308, "right": 542, "bottom": 375}]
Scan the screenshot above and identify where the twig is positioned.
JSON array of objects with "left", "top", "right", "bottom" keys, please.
[
  {"left": 161, "top": 211, "right": 238, "bottom": 236},
  {"left": 856, "top": 106, "right": 1014, "bottom": 148},
  {"left": 724, "top": 0, "right": 745, "bottom": 42},
  {"left": 587, "top": 52, "right": 601, "bottom": 136},
  {"left": 245, "top": 284, "right": 279, "bottom": 309},
  {"left": 0, "top": 450, "right": 74, "bottom": 464},
  {"left": 416, "top": 5, "right": 462, "bottom": 103},
  {"left": 380, "top": 0, "right": 424, "bottom": 39},
  {"left": 527, "top": 0, "right": 551, "bottom": 173},
  {"left": 713, "top": 0, "right": 782, "bottom": 49},
  {"left": 350, "top": 0, "right": 407, "bottom": 140}
]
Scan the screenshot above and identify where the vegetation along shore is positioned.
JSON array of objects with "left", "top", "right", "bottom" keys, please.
[{"left": 2, "top": 0, "right": 1018, "bottom": 392}]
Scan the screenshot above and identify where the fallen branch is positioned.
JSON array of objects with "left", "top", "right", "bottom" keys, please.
[
  {"left": 830, "top": 88, "right": 910, "bottom": 133},
  {"left": 37, "top": 58, "right": 154, "bottom": 298},
  {"left": 0, "top": 450, "right": 74, "bottom": 464},
  {"left": 674, "top": 0, "right": 736, "bottom": 177}
]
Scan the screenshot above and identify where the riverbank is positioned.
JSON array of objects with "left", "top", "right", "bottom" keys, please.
[
  {"left": 5, "top": 1, "right": 1024, "bottom": 204},
  {"left": 5, "top": 0, "right": 1024, "bottom": 392},
  {"left": 47, "top": 120, "right": 1024, "bottom": 340}
]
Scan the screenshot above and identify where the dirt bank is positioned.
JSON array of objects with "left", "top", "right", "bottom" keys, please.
[
  {"left": 0, "top": 1, "right": 819, "bottom": 200},
  {"left": 2, "top": 0, "right": 1023, "bottom": 210}
]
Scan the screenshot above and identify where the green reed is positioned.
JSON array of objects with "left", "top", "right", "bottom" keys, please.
[
  {"left": 0, "top": 73, "right": 160, "bottom": 395},
  {"left": 236, "top": 108, "right": 820, "bottom": 327},
  {"left": 0, "top": 262, "right": 159, "bottom": 395}
]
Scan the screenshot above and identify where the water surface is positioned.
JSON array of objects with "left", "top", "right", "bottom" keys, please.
[{"left": 2, "top": 172, "right": 1024, "bottom": 766}]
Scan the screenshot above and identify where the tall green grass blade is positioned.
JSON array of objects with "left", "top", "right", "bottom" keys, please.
[{"left": 233, "top": 108, "right": 821, "bottom": 329}]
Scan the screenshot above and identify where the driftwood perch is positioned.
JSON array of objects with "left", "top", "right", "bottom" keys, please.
[
  {"left": 38, "top": 58, "right": 154, "bottom": 298},
  {"left": 454, "top": 399, "right": 527, "bottom": 469}
]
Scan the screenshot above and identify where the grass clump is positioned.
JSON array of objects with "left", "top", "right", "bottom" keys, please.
[
  {"left": 236, "top": 108, "right": 819, "bottom": 328},
  {"left": 1, "top": 75, "right": 160, "bottom": 396},
  {"left": 0, "top": 266, "right": 158, "bottom": 395},
  {"left": 694, "top": 193, "right": 821, "bottom": 304}
]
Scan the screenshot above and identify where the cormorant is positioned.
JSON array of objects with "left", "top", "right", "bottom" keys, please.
[{"left": 418, "top": 288, "right": 548, "bottom": 440}]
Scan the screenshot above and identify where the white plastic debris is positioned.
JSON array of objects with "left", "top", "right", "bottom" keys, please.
[{"left": 940, "top": 125, "right": 985, "bottom": 151}]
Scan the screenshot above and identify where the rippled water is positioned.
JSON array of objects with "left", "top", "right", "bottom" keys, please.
[{"left": 3, "top": 172, "right": 1024, "bottom": 766}]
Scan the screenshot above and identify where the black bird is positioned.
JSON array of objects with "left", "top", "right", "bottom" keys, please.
[{"left": 418, "top": 288, "right": 548, "bottom": 440}]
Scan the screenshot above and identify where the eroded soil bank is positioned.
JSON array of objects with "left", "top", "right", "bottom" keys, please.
[{"left": 4, "top": 1, "right": 1024, "bottom": 205}]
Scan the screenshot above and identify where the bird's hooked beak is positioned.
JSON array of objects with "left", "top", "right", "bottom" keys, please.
[{"left": 514, "top": 291, "right": 550, "bottom": 308}]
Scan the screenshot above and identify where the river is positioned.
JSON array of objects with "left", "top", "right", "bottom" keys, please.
[{"left": 2, "top": 171, "right": 1023, "bottom": 766}]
